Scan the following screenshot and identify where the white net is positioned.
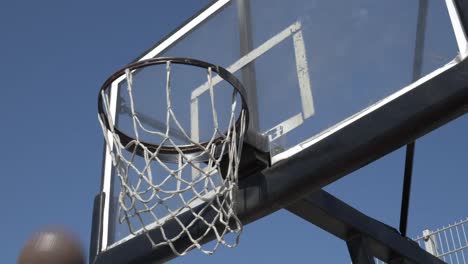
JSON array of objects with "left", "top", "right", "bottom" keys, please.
[{"left": 98, "top": 61, "right": 246, "bottom": 256}]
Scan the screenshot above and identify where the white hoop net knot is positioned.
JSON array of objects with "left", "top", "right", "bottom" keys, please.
[{"left": 98, "top": 60, "right": 247, "bottom": 256}]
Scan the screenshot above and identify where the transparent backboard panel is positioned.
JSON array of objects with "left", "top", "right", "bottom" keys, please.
[{"left": 105, "top": 0, "right": 459, "bottom": 247}]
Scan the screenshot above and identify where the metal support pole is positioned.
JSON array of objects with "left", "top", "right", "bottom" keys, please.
[
  {"left": 399, "top": 0, "right": 428, "bottom": 237},
  {"left": 286, "top": 190, "right": 444, "bottom": 264}
]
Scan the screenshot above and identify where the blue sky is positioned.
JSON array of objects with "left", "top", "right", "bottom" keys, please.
[{"left": 1, "top": 0, "right": 467, "bottom": 263}]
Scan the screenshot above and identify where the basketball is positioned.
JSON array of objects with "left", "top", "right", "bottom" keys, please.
[{"left": 18, "top": 228, "right": 85, "bottom": 264}]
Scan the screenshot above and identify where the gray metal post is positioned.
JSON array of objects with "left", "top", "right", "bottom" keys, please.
[
  {"left": 422, "top": 229, "right": 439, "bottom": 256},
  {"left": 347, "top": 235, "right": 376, "bottom": 264}
]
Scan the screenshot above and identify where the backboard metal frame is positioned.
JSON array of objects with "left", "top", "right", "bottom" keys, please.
[{"left": 91, "top": 0, "right": 468, "bottom": 263}]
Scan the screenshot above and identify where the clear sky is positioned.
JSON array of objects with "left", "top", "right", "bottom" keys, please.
[{"left": 1, "top": 0, "right": 467, "bottom": 263}]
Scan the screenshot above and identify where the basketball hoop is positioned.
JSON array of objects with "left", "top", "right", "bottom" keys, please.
[{"left": 98, "top": 57, "right": 249, "bottom": 255}]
